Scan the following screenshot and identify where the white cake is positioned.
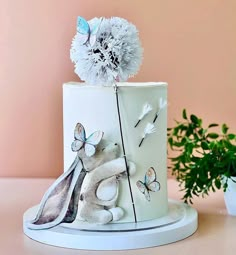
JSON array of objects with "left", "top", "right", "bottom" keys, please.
[
  {"left": 63, "top": 81, "right": 168, "bottom": 223},
  {"left": 23, "top": 16, "right": 198, "bottom": 248},
  {"left": 23, "top": 80, "right": 198, "bottom": 249}
]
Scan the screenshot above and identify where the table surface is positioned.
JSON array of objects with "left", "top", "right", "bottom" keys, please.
[{"left": 0, "top": 178, "right": 235, "bottom": 255}]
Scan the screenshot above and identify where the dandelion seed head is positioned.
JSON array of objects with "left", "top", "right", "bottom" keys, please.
[
  {"left": 142, "top": 123, "right": 156, "bottom": 138},
  {"left": 138, "top": 103, "right": 153, "bottom": 120},
  {"left": 70, "top": 17, "right": 143, "bottom": 86}
]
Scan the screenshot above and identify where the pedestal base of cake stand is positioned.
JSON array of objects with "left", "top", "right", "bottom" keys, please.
[{"left": 23, "top": 199, "right": 198, "bottom": 250}]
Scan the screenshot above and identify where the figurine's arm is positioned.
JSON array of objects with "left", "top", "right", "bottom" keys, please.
[{"left": 81, "top": 158, "right": 136, "bottom": 207}]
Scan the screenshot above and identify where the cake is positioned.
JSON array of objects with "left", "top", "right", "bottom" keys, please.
[
  {"left": 23, "top": 16, "right": 197, "bottom": 249},
  {"left": 25, "top": 81, "right": 168, "bottom": 229},
  {"left": 63, "top": 82, "right": 168, "bottom": 224}
]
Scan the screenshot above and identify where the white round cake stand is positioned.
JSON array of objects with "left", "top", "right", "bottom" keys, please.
[{"left": 23, "top": 199, "right": 198, "bottom": 250}]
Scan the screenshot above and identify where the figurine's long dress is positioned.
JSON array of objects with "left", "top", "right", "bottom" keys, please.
[{"left": 26, "top": 155, "right": 86, "bottom": 229}]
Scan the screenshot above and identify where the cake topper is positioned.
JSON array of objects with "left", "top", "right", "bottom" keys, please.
[
  {"left": 70, "top": 16, "right": 143, "bottom": 86},
  {"left": 76, "top": 16, "right": 103, "bottom": 47},
  {"left": 136, "top": 167, "right": 160, "bottom": 202},
  {"left": 71, "top": 123, "right": 104, "bottom": 157}
]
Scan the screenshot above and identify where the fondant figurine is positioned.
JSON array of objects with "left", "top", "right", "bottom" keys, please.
[
  {"left": 26, "top": 123, "right": 136, "bottom": 229},
  {"left": 77, "top": 139, "right": 136, "bottom": 224}
]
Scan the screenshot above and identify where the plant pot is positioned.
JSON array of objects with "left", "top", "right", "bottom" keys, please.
[{"left": 224, "top": 177, "right": 236, "bottom": 216}]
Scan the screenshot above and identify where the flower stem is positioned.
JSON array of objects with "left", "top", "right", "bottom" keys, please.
[
  {"left": 134, "top": 120, "right": 141, "bottom": 128},
  {"left": 153, "top": 110, "right": 160, "bottom": 123},
  {"left": 113, "top": 83, "right": 137, "bottom": 223},
  {"left": 139, "top": 137, "right": 144, "bottom": 147}
]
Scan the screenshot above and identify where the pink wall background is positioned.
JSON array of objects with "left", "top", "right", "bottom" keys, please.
[{"left": 1, "top": 0, "right": 235, "bottom": 177}]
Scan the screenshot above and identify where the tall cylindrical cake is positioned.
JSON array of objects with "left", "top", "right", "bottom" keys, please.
[
  {"left": 63, "top": 82, "right": 168, "bottom": 223},
  {"left": 23, "top": 15, "right": 197, "bottom": 249}
]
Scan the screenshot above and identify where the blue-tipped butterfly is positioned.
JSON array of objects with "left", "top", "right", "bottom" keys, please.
[
  {"left": 136, "top": 167, "right": 160, "bottom": 201},
  {"left": 71, "top": 123, "right": 104, "bottom": 157},
  {"left": 77, "top": 16, "right": 103, "bottom": 46}
]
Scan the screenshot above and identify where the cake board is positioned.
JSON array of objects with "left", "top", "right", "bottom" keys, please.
[{"left": 23, "top": 199, "right": 198, "bottom": 250}]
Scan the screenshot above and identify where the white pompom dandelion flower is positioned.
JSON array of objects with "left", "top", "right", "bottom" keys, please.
[{"left": 70, "top": 17, "right": 143, "bottom": 86}]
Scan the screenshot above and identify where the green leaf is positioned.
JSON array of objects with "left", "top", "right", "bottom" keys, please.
[
  {"left": 168, "top": 109, "right": 235, "bottom": 204},
  {"left": 201, "top": 141, "right": 209, "bottom": 150},
  {"left": 182, "top": 109, "right": 187, "bottom": 120},
  {"left": 228, "top": 134, "right": 235, "bottom": 140},
  {"left": 198, "top": 128, "right": 203, "bottom": 136},
  {"left": 209, "top": 141, "right": 216, "bottom": 149},
  {"left": 222, "top": 124, "right": 229, "bottom": 134},
  {"left": 168, "top": 137, "right": 173, "bottom": 147},
  {"left": 190, "top": 114, "right": 199, "bottom": 125},
  {"left": 207, "top": 133, "right": 219, "bottom": 139},
  {"left": 191, "top": 156, "right": 200, "bottom": 162},
  {"left": 208, "top": 123, "right": 219, "bottom": 128},
  {"left": 215, "top": 179, "right": 221, "bottom": 189}
]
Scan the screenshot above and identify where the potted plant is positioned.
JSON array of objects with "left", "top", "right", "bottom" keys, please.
[{"left": 167, "top": 109, "right": 236, "bottom": 215}]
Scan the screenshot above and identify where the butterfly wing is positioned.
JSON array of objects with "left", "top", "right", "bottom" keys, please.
[
  {"left": 144, "top": 167, "right": 157, "bottom": 186},
  {"left": 88, "top": 17, "right": 103, "bottom": 46},
  {"left": 77, "top": 33, "right": 90, "bottom": 45},
  {"left": 136, "top": 181, "right": 150, "bottom": 201},
  {"left": 89, "top": 17, "right": 103, "bottom": 35},
  {"left": 77, "top": 16, "right": 90, "bottom": 44},
  {"left": 71, "top": 123, "right": 86, "bottom": 152},
  {"left": 84, "top": 130, "right": 103, "bottom": 156},
  {"left": 74, "top": 123, "right": 86, "bottom": 141},
  {"left": 144, "top": 167, "right": 160, "bottom": 199},
  {"left": 71, "top": 140, "right": 84, "bottom": 152},
  {"left": 148, "top": 181, "right": 160, "bottom": 192},
  {"left": 136, "top": 180, "right": 146, "bottom": 193},
  {"left": 86, "top": 131, "right": 104, "bottom": 146},
  {"left": 84, "top": 143, "right": 96, "bottom": 157},
  {"left": 144, "top": 188, "right": 151, "bottom": 201}
]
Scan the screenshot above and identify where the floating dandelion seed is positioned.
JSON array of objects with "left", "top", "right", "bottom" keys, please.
[
  {"left": 153, "top": 98, "right": 167, "bottom": 123},
  {"left": 139, "top": 123, "right": 156, "bottom": 147},
  {"left": 134, "top": 103, "right": 153, "bottom": 127}
]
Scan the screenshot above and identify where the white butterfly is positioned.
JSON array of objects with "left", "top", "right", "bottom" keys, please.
[
  {"left": 71, "top": 123, "right": 104, "bottom": 157},
  {"left": 77, "top": 16, "right": 103, "bottom": 46},
  {"left": 136, "top": 167, "right": 160, "bottom": 201}
]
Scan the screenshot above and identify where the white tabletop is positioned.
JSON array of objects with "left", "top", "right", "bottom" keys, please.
[{"left": 0, "top": 178, "right": 235, "bottom": 255}]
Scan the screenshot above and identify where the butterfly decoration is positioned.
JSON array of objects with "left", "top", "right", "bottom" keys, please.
[
  {"left": 77, "top": 16, "right": 103, "bottom": 47},
  {"left": 136, "top": 167, "right": 160, "bottom": 201},
  {"left": 71, "top": 123, "right": 104, "bottom": 157}
]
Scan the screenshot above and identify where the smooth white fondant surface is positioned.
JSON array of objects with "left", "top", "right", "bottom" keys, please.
[{"left": 63, "top": 82, "right": 168, "bottom": 223}]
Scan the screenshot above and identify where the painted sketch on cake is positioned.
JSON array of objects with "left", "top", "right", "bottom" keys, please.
[
  {"left": 153, "top": 98, "right": 167, "bottom": 123},
  {"left": 134, "top": 98, "right": 167, "bottom": 147},
  {"left": 136, "top": 167, "right": 160, "bottom": 201},
  {"left": 139, "top": 123, "right": 156, "bottom": 147},
  {"left": 134, "top": 103, "right": 153, "bottom": 128},
  {"left": 26, "top": 123, "right": 136, "bottom": 229}
]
